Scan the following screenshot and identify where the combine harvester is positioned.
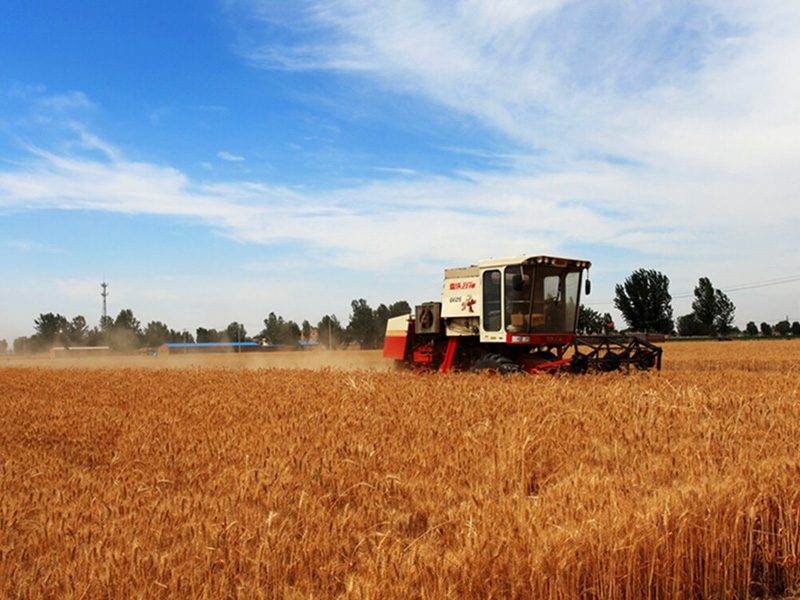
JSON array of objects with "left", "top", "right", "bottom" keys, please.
[{"left": 384, "top": 254, "right": 662, "bottom": 374}]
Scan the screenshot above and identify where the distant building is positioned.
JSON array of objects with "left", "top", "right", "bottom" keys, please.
[
  {"left": 158, "top": 341, "right": 318, "bottom": 355},
  {"left": 158, "top": 341, "right": 269, "bottom": 355},
  {"left": 301, "top": 328, "right": 319, "bottom": 342},
  {"left": 49, "top": 346, "right": 113, "bottom": 358}
]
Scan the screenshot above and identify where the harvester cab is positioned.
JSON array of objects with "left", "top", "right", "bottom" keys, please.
[{"left": 384, "top": 254, "right": 662, "bottom": 374}]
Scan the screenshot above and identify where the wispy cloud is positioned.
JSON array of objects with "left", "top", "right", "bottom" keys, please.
[
  {"left": 2, "top": 1, "right": 800, "bottom": 333},
  {"left": 5, "top": 85, "right": 96, "bottom": 121},
  {"left": 5, "top": 239, "right": 63, "bottom": 253},
  {"left": 0, "top": 125, "right": 795, "bottom": 281},
  {"left": 218, "top": 151, "right": 246, "bottom": 161},
  {"left": 147, "top": 107, "right": 169, "bottom": 125},
  {"left": 230, "top": 1, "right": 800, "bottom": 268},
  {"left": 34, "top": 90, "right": 95, "bottom": 114},
  {"left": 374, "top": 166, "right": 417, "bottom": 176},
  {"left": 240, "top": 1, "right": 800, "bottom": 173},
  {"left": 194, "top": 105, "right": 230, "bottom": 113}
]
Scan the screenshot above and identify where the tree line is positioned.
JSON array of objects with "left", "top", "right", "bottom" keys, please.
[
  {"left": 8, "top": 299, "right": 412, "bottom": 354},
  {"left": 4, "top": 268, "right": 798, "bottom": 354},
  {"left": 586, "top": 268, "right": 799, "bottom": 338}
]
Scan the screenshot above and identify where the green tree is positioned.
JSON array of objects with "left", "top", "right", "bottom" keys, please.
[
  {"left": 114, "top": 309, "right": 140, "bottom": 332},
  {"left": 109, "top": 309, "right": 142, "bottom": 351},
  {"left": 259, "top": 313, "right": 300, "bottom": 346},
  {"left": 176, "top": 330, "right": 194, "bottom": 344},
  {"left": 347, "top": 299, "right": 379, "bottom": 349},
  {"left": 33, "top": 313, "right": 68, "bottom": 349},
  {"left": 761, "top": 322, "right": 772, "bottom": 336},
  {"left": 0, "top": 339, "right": 7, "bottom": 355},
  {"left": 774, "top": 320, "right": 791, "bottom": 336},
  {"left": 285, "top": 321, "right": 301, "bottom": 345},
  {"left": 86, "top": 326, "right": 106, "bottom": 347},
  {"left": 226, "top": 322, "right": 247, "bottom": 344},
  {"left": 745, "top": 321, "right": 759, "bottom": 336},
  {"left": 260, "top": 312, "right": 284, "bottom": 345},
  {"left": 13, "top": 336, "right": 30, "bottom": 355},
  {"left": 67, "top": 315, "right": 88, "bottom": 345},
  {"left": 144, "top": 321, "right": 171, "bottom": 348},
  {"left": 578, "top": 306, "right": 605, "bottom": 333},
  {"left": 792, "top": 322, "right": 800, "bottom": 336},
  {"left": 677, "top": 313, "right": 704, "bottom": 337},
  {"left": 388, "top": 301, "right": 412, "bottom": 317},
  {"left": 691, "top": 278, "right": 735, "bottom": 336},
  {"left": 374, "top": 300, "right": 412, "bottom": 344},
  {"left": 375, "top": 304, "right": 390, "bottom": 338},
  {"left": 301, "top": 319, "right": 312, "bottom": 342},
  {"left": 166, "top": 328, "right": 189, "bottom": 343},
  {"left": 714, "top": 290, "right": 736, "bottom": 335},
  {"left": 613, "top": 269, "right": 673, "bottom": 334},
  {"left": 692, "top": 278, "right": 717, "bottom": 334},
  {"left": 317, "top": 315, "right": 345, "bottom": 349},
  {"left": 99, "top": 315, "right": 114, "bottom": 332},
  {"left": 196, "top": 327, "right": 222, "bottom": 343}
]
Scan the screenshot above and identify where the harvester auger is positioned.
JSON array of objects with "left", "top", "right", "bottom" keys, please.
[{"left": 383, "top": 254, "right": 663, "bottom": 374}]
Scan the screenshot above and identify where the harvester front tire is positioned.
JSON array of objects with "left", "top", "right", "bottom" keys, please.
[
  {"left": 598, "top": 352, "right": 622, "bottom": 372},
  {"left": 472, "top": 353, "right": 519, "bottom": 376},
  {"left": 633, "top": 350, "right": 657, "bottom": 370}
]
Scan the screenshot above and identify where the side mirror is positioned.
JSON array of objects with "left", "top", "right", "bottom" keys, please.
[{"left": 585, "top": 279, "right": 591, "bottom": 295}]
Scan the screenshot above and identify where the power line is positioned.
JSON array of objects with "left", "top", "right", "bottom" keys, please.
[
  {"left": 585, "top": 274, "right": 800, "bottom": 307},
  {"left": 721, "top": 275, "right": 800, "bottom": 293}
]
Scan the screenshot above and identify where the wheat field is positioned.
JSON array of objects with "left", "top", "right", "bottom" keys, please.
[{"left": 2, "top": 340, "right": 800, "bottom": 598}]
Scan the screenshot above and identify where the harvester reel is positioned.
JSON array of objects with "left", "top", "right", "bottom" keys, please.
[{"left": 569, "top": 335, "right": 662, "bottom": 373}]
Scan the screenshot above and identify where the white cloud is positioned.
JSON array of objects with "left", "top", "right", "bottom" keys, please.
[
  {"left": 374, "top": 166, "right": 417, "bottom": 176},
  {"left": 0, "top": 132, "right": 795, "bottom": 279},
  {"left": 0, "top": 132, "right": 796, "bottom": 337},
  {"left": 35, "top": 90, "right": 95, "bottom": 114},
  {"left": 3, "top": 1, "right": 800, "bottom": 334},
  {"left": 218, "top": 151, "right": 245, "bottom": 161},
  {"left": 147, "top": 107, "right": 169, "bottom": 125},
  {"left": 241, "top": 1, "right": 800, "bottom": 177},
  {"left": 5, "top": 239, "right": 63, "bottom": 253}
]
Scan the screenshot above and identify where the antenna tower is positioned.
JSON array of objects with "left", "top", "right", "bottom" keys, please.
[{"left": 101, "top": 280, "right": 109, "bottom": 322}]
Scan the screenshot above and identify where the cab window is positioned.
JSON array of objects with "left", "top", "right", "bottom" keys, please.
[
  {"left": 505, "top": 265, "right": 534, "bottom": 332},
  {"left": 482, "top": 270, "right": 501, "bottom": 331}
]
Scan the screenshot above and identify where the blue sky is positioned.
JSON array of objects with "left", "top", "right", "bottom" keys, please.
[{"left": 2, "top": 0, "right": 799, "bottom": 342}]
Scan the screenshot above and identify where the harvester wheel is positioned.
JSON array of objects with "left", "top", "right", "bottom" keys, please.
[
  {"left": 598, "top": 352, "right": 622, "bottom": 372},
  {"left": 472, "top": 353, "right": 519, "bottom": 376},
  {"left": 570, "top": 352, "right": 589, "bottom": 374},
  {"left": 633, "top": 350, "right": 657, "bottom": 370}
]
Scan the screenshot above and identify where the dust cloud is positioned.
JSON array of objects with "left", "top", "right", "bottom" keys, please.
[{"left": 1, "top": 349, "right": 395, "bottom": 371}]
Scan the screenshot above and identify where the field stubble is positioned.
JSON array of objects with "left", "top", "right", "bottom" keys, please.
[{"left": 2, "top": 340, "right": 800, "bottom": 598}]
